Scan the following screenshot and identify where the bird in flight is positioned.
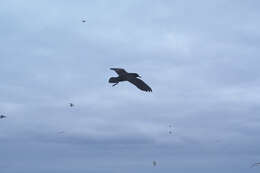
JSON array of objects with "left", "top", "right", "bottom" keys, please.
[
  {"left": 109, "top": 68, "right": 152, "bottom": 92},
  {"left": 69, "top": 103, "right": 74, "bottom": 107},
  {"left": 251, "top": 162, "right": 260, "bottom": 168},
  {"left": 0, "top": 115, "right": 6, "bottom": 119},
  {"left": 153, "top": 161, "right": 157, "bottom": 166}
]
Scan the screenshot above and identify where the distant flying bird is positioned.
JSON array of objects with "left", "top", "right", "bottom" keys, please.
[
  {"left": 0, "top": 115, "right": 6, "bottom": 119},
  {"left": 69, "top": 103, "right": 74, "bottom": 107},
  {"left": 153, "top": 161, "right": 157, "bottom": 166},
  {"left": 82, "top": 19, "right": 86, "bottom": 22},
  {"left": 251, "top": 163, "right": 260, "bottom": 168},
  {"left": 109, "top": 68, "right": 152, "bottom": 92}
]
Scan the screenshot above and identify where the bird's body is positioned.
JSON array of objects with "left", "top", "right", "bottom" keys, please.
[
  {"left": 69, "top": 103, "right": 74, "bottom": 107},
  {"left": 0, "top": 115, "right": 6, "bottom": 119},
  {"left": 109, "top": 68, "right": 152, "bottom": 92}
]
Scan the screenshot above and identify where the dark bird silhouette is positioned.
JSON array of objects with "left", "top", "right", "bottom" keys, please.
[
  {"left": 0, "top": 115, "right": 6, "bottom": 119},
  {"left": 109, "top": 68, "right": 152, "bottom": 92},
  {"left": 153, "top": 161, "right": 157, "bottom": 166},
  {"left": 69, "top": 103, "right": 74, "bottom": 107},
  {"left": 251, "top": 163, "right": 260, "bottom": 168},
  {"left": 82, "top": 20, "right": 86, "bottom": 22}
]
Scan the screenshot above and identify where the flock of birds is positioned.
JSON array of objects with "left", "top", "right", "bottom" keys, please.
[
  {"left": 108, "top": 68, "right": 260, "bottom": 168},
  {"left": 0, "top": 19, "right": 259, "bottom": 169},
  {"left": 1, "top": 66, "right": 259, "bottom": 168}
]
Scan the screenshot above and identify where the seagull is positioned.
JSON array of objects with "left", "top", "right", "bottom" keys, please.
[
  {"left": 0, "top": 115, "right": 6, "bottom": 119},
  {"left": 251, "top": 162, "right": 260, "bottom": 168},
  {"left": 69, "top": 103, "right": 74, "bottom": 107},
  {"left": 109, "top": 68, "right": 152, "bottom": 92}
]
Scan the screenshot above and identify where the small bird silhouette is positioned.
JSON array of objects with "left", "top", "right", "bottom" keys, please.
[
  {"left": 69, "top": 103, "right": 74, "bottom": 107},
  {"left": 153, "top": 161, "right": 157, "bottom": 166},
  {"left": 0, "top": 115, "right": 6, "bottom": 119},
  {"left": 82, "top": 19, "right": 86, "bottom": 23},
  {"left": 109, "top": 68, "right": 152, "bottom": 92}
]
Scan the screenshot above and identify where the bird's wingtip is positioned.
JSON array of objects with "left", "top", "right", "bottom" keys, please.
[
  {"left": 144, "top": 89, "right": 152, "bottom": 92},
  {"left": 110, "top": 68, "right": 118, "bottom": 71}
]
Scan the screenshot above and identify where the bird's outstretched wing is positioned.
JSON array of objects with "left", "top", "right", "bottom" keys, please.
[
  {"left": 127, "top": 77, "right": 152, "bottom": 92},
  {"left": 110, "top": 68, "right": 127, "bottom": 76}
]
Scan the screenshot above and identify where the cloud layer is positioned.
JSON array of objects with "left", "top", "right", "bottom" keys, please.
[{"left": 0, "top": 0, "right": 260, "bottom": 172}]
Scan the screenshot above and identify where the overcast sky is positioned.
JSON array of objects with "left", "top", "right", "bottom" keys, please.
[{"left": 0, "top": 0, "right": 260, "bottom": 172}]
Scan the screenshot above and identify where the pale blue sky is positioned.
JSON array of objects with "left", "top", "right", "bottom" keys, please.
[{"left": 0, "top": 0, "right": 260, "bottom": 172}]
